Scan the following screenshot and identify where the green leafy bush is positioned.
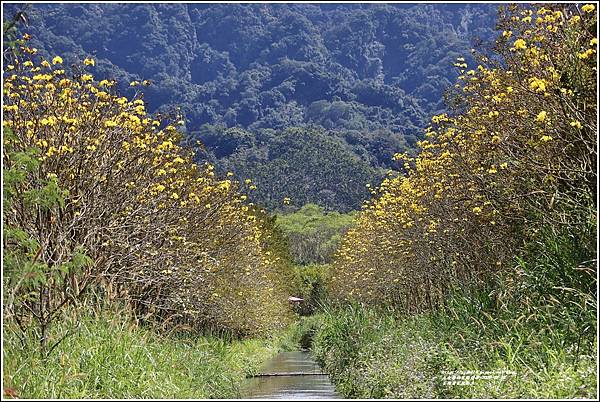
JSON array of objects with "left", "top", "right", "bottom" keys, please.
[{"left": 291, "top": 264, "right": 331, "bottom": 316}]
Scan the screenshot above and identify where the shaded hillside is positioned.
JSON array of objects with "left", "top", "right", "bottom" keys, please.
[{"left": 5, "top": 3, "right": 497, "bottom": 210}]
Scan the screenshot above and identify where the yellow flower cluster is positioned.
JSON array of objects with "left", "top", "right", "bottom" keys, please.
[
  {"left": 3, "top": 47, "right": 295, "bottom": 335},
  {"left": 328, "top": 4, "right": 597, "bottom": 311}
]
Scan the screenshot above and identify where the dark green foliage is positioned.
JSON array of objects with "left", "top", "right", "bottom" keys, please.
[
  {"left": 194, "top": 126, "right": 380, "bottom": 211},
  {"left": 5, "top": 2, "right": 497, "bottom": 210}
]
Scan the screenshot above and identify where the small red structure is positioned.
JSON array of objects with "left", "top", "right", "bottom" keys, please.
[{"left": 288, "top": 296, "right": 304, "bottom": 303}]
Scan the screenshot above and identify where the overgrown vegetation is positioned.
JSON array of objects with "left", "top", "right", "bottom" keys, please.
[
  {"left": 1, "top": 15, "right": 302, "bottom": 400},
  {"left": 2, "top": 304, "right": 301, "bottom": 399},
  {"left": 2, "top": 3, "right": 597, "bottom": 399},
  {"left": 318, "top": 3, "right": 597, "bottom": 399},
  {"left": 329, "top": 3, "right": 596, "bottom": 311},
  {"left": 314, "top": 221, "right": 596, "bottom": 399},
  {"left": 3, "top": 40, "right": 297, "bottom": 343},
  {"left": 274, "top": 204, "right": 356, "bottom": 315},
  {"left": 312, "top": 280, "right": 596, "bottom": 399},
  {"left": 313, "top": 227, "right": 597, "bottom": 397},
  {"left": 290, "top": 264, "right": 331, "bottom": 316},
  {"left": 1, "top": 9, "right": 316, "bottom": 393}
]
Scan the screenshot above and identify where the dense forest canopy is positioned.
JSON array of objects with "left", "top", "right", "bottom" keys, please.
[{"left": 5, "top": 3, "right": 498, "bottom": 210}]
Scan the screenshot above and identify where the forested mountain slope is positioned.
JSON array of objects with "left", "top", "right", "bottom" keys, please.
[{"left": 6, "top": 3, "right": 497, "bottom": 210}]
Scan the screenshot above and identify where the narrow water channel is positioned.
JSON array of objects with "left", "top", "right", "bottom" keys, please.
[{"left": 243, "top": 351, "right": 341, "bottom": 399}]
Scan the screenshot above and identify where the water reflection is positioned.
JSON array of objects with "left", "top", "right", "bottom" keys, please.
[{"left": 243, "top": 351, "right": 341, "bottom": 400}]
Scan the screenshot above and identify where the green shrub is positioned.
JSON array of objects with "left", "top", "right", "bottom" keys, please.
[{"left": 291, "top": 264, "right": 331, "bottom": 315}]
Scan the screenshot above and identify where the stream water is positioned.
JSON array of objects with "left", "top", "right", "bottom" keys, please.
[{"left": 242, "top": 351, "right": 341, "bottom": 399}]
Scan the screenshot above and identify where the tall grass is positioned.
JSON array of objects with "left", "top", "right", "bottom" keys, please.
[
  {"left": 3, "top": 306, "right": 297, "bottom": 399},
  {"left": 312, "top": 306, "right": 441, "bottom": 398},
  {"left": 312, "top": 229, "right": 597, "bottom": 398}
]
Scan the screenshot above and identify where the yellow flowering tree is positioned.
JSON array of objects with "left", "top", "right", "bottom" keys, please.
[
  {"left": 329, "top": 3, "right": 597, "bottom": 311},
  {"left": 3, "top": 40, "right": 294, "bottom": 342}
]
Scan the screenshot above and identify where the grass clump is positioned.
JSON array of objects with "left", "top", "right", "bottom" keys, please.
[
  {"left": 2, "top": 307, "right": 294, "bottom": 399},
  {"left": 312, "top": 306, "right": 440, "bottom": 398}
]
